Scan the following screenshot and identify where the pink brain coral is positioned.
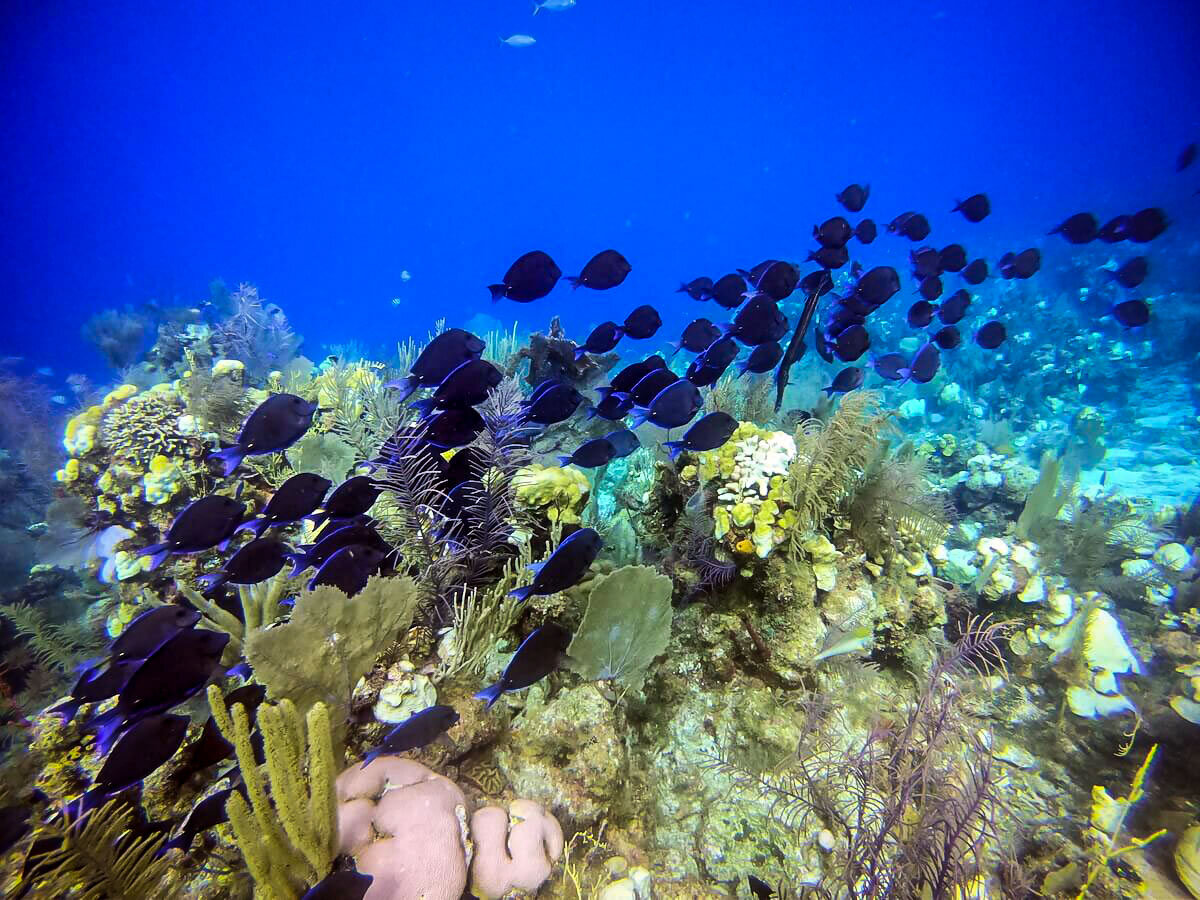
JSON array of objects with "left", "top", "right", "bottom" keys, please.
[{"left": 470, "top": 799, "right": 565, "bottom": 899}]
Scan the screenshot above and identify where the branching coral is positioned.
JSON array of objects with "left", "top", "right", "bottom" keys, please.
[{"left": 211, "top": 283, "right": 302, "bottom": 383}]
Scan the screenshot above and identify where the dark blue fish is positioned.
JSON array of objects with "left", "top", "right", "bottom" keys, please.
[
  {"left": 974, "top": 321, "right": 1008, "bottom": 348},
  {"left": 938, "top": 243, "right": 967, "bottom": 272},
  {"left": 0, "top": 804, "right": 31, "bottom": 856},
  {"left": 622, "top": 304, "right": 662, "bottom": 340},
  {"left": 888, "top": 211, "right": 931, "bottom": 241},
  {"left": 302, "top": 871, "right": 374, "bottom": 900},
  {"left": 307, "top": 545, "right": 388, "bottom": 596},
  {"left": 424, "top": 407, "right": 486, "bottom": 449},
  {"left": 952, "top": 193, "right": 990, "bottom": 222},
  {"left": 410, "top": 358, "right": 502, "bottom": 416},
  {"left": 753, "top": 261, "right": 801, "bottom": 300},
  {"left": 287, "top": 521, "right": 391, "bottom": 576},
  {"left": 603, "top": 429, "right": 640, "bottom": 459},
  {"left": 918, "top": 274, "right": 943, "bottom": 302},
  {"left": 1178, "top": 142, "right": 1197, "bottom": 172},
  {"left": 170, "top": 715, "right": 234, "bottom": 783},
  {"left": 574, "top": 322, "right": 624, "bottom": 361},
  {"left": 88, "top": 628, "right": 230, "bottom": 754},
  {"left": 137, "top": 495, "right": 246, "bottom": 570},
  {"left": 629, "top": 378, "right": 703, "bottom": 429},
  {"left": 475, "top": 623, "right": 572, "bottom": 707},
  {"left": 740, "top": 341, "right": 783, "bottom": 375},
  {"left": 508, "top": 528, "right": 602, "bottom": 603},
  {"left": 209, "top": 394, "right": 318, "bottom": 476},
  {"left": 488, "top": 250, "right": 561, "bottom": 302},
  {"left": 695, "top": 334, "right": 739, "bottom": 370},
  {"left": 237, "top": 473, "right": 331, "bottom": 538},
  {"left": 723, "top": 296, "right": 788, "bottom": 347},
  {"left": 830, "top": 324, "right": 870, "bottom": 362},
  {"left": 710, "top": 273, "right": 747, "bottom": 309},
  {"left": 901, "top": 342, "right": 941, "bottom": 383},
  {"left": 92, "top": 713, "right": 189, "bottom": 796},
  {"left": 559, "top": 438, "right": 616, "bottom": 469},
  {"left": 1127, "top": 208, "right": 1168, "bottom": 243},
  {"left": 685, "top": 358, "right": 727, "bottom": 387},
  {"left": 601, "top": 356, "right": 667, "bottom": 397},
  {"left": 663, "top": 412, "right": 738, "bottom": 462},
  {"left": 1110, "top": 299, "right": 1150, "bottom": 328},
  {"left": 1049, "top": 212, "right": 1098, "bottom": 244},
  {"left": 748, "top": 874, "right": 775, "bottom": 898},
  {"left": 443, "top": 446, "right": 486, "bottom": 492},
  {"left": 670, "top": 319, "right": 722, "bottom": 357},
  {"left": 813, "top": 217, "right": 852, "bottom": 249},
  {"left": 853, "top": 266, "right": 900, "bottom": 307},
  {"left": 567, "top": 249, "right": 631, "bottom": 290},
  {"left": 163, "top": 788, "right": 233, "bottom": 854},
  {"left": 525, "top": 383, "right": 585, "bottom": 425},
  {"left": 49, "top": 659, "right": 141, "bottom": 723},
  {"left": 387, "top": 328, "right": 486, "bottom": 402},
  {"left": 822, "top": 366, "right": 865, "bottom": 396},
  {"left": 933, "top": 325, "right": 962, "bottom": 350},
  {"left": 960, "top": 258, "right": 988, "bottom": 285},
  {"left": 870, "top": 352, "right": 907, "bottom": 381},
  {"left": 854, "top": 218, "right": 877, "bottom": 243},
  {"left": 910, "top": 247, "right": 941, "bottom": 280},
  {"left": 836, "top": 183, "right": 870, "bottom": 213},
  {"left": 196, "top": 538, "right": 292, "bottom": 592},
  {"left": 677, "top": 277, "right": 713, "bottom": 301},
  {"left": 310, "top": 476, "right": 381, "bottom": 528},
  {"left": 627, "top": 369, "right": 678, "bottom": 407},
  {"left": 799, "top": 270, "right": 834, "bottom": 297},
  {"left": 1098, "top": 215, "right": 1130, "bottom": 243},
  {"left": 361, "top": 705, "right": 460, "bottom": 767},
  {"left": 806, "top": 245, "right": 849, "bottom": 269},
  {"left": 112, "top": 605, "right": 202, "bottom": 661},
  {"left": 998, "top": 248, "right": 1041, "bottom": 280},
  {"left": 907, "top": 301, "right": 935, "bottom": 328},
  {"left": 587, "top": 390, "right": 635, "bottom": 422},
  {"left": 937, "top": 289, "right": 971, "bottom": 325}
]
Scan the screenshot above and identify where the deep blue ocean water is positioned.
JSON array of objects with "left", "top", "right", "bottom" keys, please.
[{"left": 2, "top": 0, "right": 1198, "bottom": 378}]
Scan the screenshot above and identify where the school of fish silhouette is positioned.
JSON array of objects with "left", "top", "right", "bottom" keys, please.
[{"left": 49, "top": 182, "right": 1168, "bottom": 877}]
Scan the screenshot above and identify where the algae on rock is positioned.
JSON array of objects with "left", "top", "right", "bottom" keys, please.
[
  {"left": 246, "top": 574, "right": 419, "bottom": 716},
  {"left": 566, "top": 565, "right": 673, "bottom": 690}
]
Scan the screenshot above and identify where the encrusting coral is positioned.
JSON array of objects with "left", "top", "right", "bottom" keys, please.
[{"left": 514, "top": 463, "right": 591, "bottom": 525}]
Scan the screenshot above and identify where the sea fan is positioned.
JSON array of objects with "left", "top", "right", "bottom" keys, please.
[{"left": 846, "top": 445, "right": 952, "bottom": 560}]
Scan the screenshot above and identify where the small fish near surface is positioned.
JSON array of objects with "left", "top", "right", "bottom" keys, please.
[
  {"left": 835, "top": 183, "right": 870, "bottom": 213},
  {"left": 952, "top": 193, "right": 990, "bottom": 222},
  {"left": 509, "top": 528, "right": 602, "bottom": 603},
  {"left": 489, "top": 250, "right": 560, "bottom": 301},
  {"left": 195, "top": 538, "right": 292, "bottom": 592},
  {"left": 622, "top": 304, "right": 662, "bottom": 339},
  {"left": 574, "top": 322, "right": 624, "bottom": 360},
  {"left": 476, "top": 623, "right": 572, "bottom": 707},
  {"left": 307, "top": 544, "right": 389, "bottom": 596},
  {"left": 677, "top": 276, "right": 713, "bottom": 301},
  {"left": 301, "top": 871, "right": 374, "bottom": 900},
  {"left": 558, "top": 437, "right": 616, "bottom": 469},
  {"left": 629, "top": 378, "right": 703, "bottom": 429},
  {"left": 361, "top": 705, "right": 460, "bottom": 767},
  {"left": 387, "top": 328, "right": 486, "bottom": 402},
  {"left": 663, "top": 411, "right": 738, "bottom": 461},
  {"left": 567, "top": 249, "right": 632, "bottom": 290},
  {"left": 411, "top": 358, "right": 503, "bottom": 416},
  {"left": 138, "top": 495, "right": 246, "bottom": 570},
  {"left": 500, "top": 34, "right": 537, "bottom": 47},
  {"left": 209, "top": 394, "right": 317, "bottom": 476},
  {"left": 822, "top": 366, "right": 865, "bottom": 396},
  {"left": 237, "top": 472, "right": 331, "bottom": 538},
  {"left": 533, "top": 0, "right": 575, "bottom": 13}
]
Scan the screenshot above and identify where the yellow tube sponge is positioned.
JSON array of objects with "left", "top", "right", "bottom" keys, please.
[
  {"left": 514, "top": 464, "right": 590, "bottom": 524},
  {"left": 143, "top": 454, "right": 184, "bottom": 505}
]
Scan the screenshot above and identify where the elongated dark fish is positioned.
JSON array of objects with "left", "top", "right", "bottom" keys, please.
[
  {"left": 475, "top": 623, "right": 572, "bottom": 707},
  {"left": 287, "top": 521, "right": 392, "bottom": 576},
  {"left": 835, "top": 183, "right": 870, "bottom": 212},
  {"left": 209, "top": 394, "right": 317, "bottom": 476},
  {"left": 774, "top": 282, "right": 823, "bottom": 412},
  {"left": 361, "top": 705, "right": 460, "bottom": 767},
  {"left": 509, "top": 528, "right": 602, "bottom": 603}
]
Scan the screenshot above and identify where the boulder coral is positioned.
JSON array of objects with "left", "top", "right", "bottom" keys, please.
[
  {"left": 336, "top": 758, "right": 562, "bottom": 900},
  {"left": 513, "top": 463, "right": 591, "bottom": 525}
]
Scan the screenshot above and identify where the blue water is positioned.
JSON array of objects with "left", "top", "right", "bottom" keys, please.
[{"left": 2, "top": 0, "right": 1198, "bottom": 378}]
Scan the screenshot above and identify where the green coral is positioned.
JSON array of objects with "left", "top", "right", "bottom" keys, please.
[
  {"left": 514, "top": 463, "right": 591, "bottom": 524},
  {"left": 245, "top": 574, "right": 420, "bottom": 717},
  {"left": 208, "top": 686, "right": 339, "bottom": 899},
  {"left": 566, "top": 565, "right": 673, "bottom": 689}
]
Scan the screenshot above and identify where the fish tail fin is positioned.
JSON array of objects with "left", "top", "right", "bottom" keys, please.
[
  {"left": 487, "top": 283, "right": 507, "bottom": 302},
  {"left": 234, "top": 517, "right": 266, "bottom": 538},
  {"left": 137, "top": 543, "right": 171, "bottom": 571},
  {"left": 556, "top": 455, "right": 573, "bottom": 467},
  {"left": 664, "top": 442, "right": 683, "bottom": 463},
  {"left": 667, "top": 341, "right": 681, "bottom": 358},
  {"left": 474, "top": 682, "right": 504, "bottom": 708},
  {"left": 676, "top": 282, "right": 688, "bottom": 293},
  {"left": 385, "top": 377, "right": 417, "bottom": 403},
  {"left": 573, "top": 347, "right": 588, "bottom": 362},
  {"left": 89, "top": 710, "right": 127, "bottom": 756},
  {"left": 584, "top": 406, "right": 599, "bottom": 421},
  {"left": 360, "top": 750, "right": 381, "bottom": 769},
  {"left": 208, "top": 446, "right": 245, "bottom": 477},
  {"left": 565, "top": 276, "right": 581, "bottom": 288},
  {"left": 951, "top": 198, "right": 962, "bottom": 212},
  {"left": 409, "top": 398, "right": 436, "bottom": 418},
  {"left": 738, "top": 361, "right": 751, "bottom": 376},
  {"left": 47, "top": 697, "right": 81, "bottom": 723},
  {"left": 507, "top": 584, "right": 534, "bottom": 604},
  {"left": 718, "top": 322, "right": 737, "bottom": 335},
  {"left": 594, "top": 386, "right": 613, "bottom": 402},
  {"left": 628, "top": 407, "right": 650, "bottom": 429},
  {"left": 195, "top": 573, "right": 225, "bottom": 592},
  {"left": 821, "top": 386, "right": 835, "bottom": 396},
  {"left": 532, "top": 1, "right": 540, "bottom": 13}
]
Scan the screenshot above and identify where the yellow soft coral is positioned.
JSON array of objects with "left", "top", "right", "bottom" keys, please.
[{"left": 514, "top": 464, "right": 590, "bottom": 524}]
